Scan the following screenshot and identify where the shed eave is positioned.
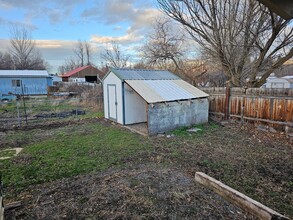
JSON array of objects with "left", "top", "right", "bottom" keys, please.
[{"left": 125, "top": 79, "right": 209, "bottom": 104}]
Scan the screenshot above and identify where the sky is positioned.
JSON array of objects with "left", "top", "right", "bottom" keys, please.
[{"left": 0, "top": 0, "right": 162, "bottom": 73}]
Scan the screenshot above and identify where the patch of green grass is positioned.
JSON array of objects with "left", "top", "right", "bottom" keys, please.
[
  {"left": 0, "top": 101, "right": 17, "bottom": 113},
  {"left": 1, "top": 123, "right": 151, "bottom": 191},
  {"left": 0, "top": 149, "right": 16, "bottom": 158},
  {"left": 3, "top": 130, "right": 35, "bottom": 147},
  {"left": 171, "top": 126, "right": 190, "bottom": 136},
  {"left": 170, "top": 122, "right": 219, "bottom": 137},
  {"left": 79, "top": 111, "right": 104, "bottom": 119}
]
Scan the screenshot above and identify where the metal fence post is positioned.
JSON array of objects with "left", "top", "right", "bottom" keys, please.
[
  {"left": 76, "top": 98, "right": 78, "bottom": 117},
  {"left": 16, "top": 101, "right": 21, "bottom": 127}
]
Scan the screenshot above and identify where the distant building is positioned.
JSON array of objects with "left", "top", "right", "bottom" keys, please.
[
  {"left": 263, "top": 74, "right": 293, "bottom": 88},
  {"left": 50, "top": 74, "right": 62, "bottom": 83},
  {"left": 0, "top": 70, "right": 52, "bottom": 95},
  {"left": 61, "top": 66, "right": 104, "bottom": 83}
]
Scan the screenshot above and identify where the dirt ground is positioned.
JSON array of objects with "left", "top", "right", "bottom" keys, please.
[
  {"left": 2, "top": 118, "right": 293, "bottom": 219},
  {"left": 6, "top": 167, "right": 255, "bottom": 220}
]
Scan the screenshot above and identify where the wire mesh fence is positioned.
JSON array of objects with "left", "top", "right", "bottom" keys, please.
[{"left": 0, "top": 97, "right": 104, "bottom": 130}]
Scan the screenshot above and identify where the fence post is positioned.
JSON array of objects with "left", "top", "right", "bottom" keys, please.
[
  {"left": 224, "top": 82, "right": 231, "bottom": 120},
  {"left": 21, "top": 82, "right": 28, "bottom": 126},
  {"left": 76, "top": 98, "right": 78, "bottom": 117},
  {"left": 16, "top": 101, "right": 21, "bottom": 127},
  {"left": 241, "top": 87, "right": 247, "bottom": 126}
]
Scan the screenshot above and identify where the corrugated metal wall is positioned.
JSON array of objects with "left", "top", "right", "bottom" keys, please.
[
  {"left": 201, "top": 87, "right": 293, "bottom": 130},
  {"left": 0, "top": 77, "right": 49, "bottom": 95}
]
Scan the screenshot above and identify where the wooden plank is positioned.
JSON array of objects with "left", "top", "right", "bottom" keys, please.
[
  {"left": 4, "top": 201, "right": 22, "bottom": 210},
  {"left": 230, "top": 114, "right": 293, "bottom": 126},
  {"left": 0, "top": 196, "right": 4, "bottom": 220},
  {"left": 194, "top": 172, "right": 289, "bottom": 220}
]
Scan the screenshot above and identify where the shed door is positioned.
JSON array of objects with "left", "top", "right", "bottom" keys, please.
[{"left": 107, "top": 84, "right": 117, "bottom": 121}]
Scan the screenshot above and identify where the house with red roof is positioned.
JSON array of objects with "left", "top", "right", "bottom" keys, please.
[{"left": 61, "top": 65, "right": 105, "bottom": 83}]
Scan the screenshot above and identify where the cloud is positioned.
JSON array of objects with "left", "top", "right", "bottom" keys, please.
[
  {"left": 35, "top": 40, "right": 75, "bottom": 49},
  {"left": 0, "top": 17, "right": 37, "bottom": 31},
  {"left": 0, "top": 38, "right": 99, "bottom": 73},
  {"left": 113, "top": 26, "right": 122, "bottom": 31},
  {"left": 0, "top": 0, "right": 85, "bottom": 25},
  {"left": 34, "top": 40, "right": 101, "bottom": 72},
  {"left": 0, "top": 39, "right": 10, "bottom": 52},
  {"left": 0, "top": 0, "right": 162, "bottom": 71},
  {"left": 82, "top": 0, "right": 160, "bottom": 46},
  {"left": 82, "top": 0, "right": 160, "bottom": 27},
  {"left": 90, "top": 31, "right": 143, "bottom": 45}
]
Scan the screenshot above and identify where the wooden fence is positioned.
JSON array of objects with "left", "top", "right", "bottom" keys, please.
[{"left": 200, "top": 87, "right": 293, "bottom": 131}]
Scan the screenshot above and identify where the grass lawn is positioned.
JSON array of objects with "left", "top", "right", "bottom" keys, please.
[
  {"left": 1, "top": 121, "right": 151, "bottom": 192},
  {"left": 0, "top": 119, "right": 292, "bottom": 218}
]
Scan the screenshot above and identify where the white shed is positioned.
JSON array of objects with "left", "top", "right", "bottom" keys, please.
[{"left": 103, "top": 68, "right": 209, "bottom": 135}]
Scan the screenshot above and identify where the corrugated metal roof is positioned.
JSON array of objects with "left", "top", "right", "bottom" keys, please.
[
  {"left": 111, "top": 68, "right": 180, "bottom": 80},
  {"left": 61, "top": 66, "right": 90, "bottom": 77},
  {"left": 125, "top": 80, "right": 209, "bottom": 103},
  {"left": 62, "top": 65, "right": 105, "bottom": 78},
  {"left": 0, "top": 70, "right": 49, "bottom": 77}
]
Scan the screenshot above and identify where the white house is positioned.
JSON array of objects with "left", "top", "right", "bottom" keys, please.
[
  {"left": 264, "top": 75, "right": 293, "bottom": 88},
  {"left": 103, "top": 68, "right": 209, "bottom": 135}
]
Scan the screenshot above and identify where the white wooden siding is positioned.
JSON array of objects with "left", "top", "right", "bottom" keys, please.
[
  {"left": 103, "top": 72, "right": 123, "bottom": 124},
  {"left": 124, "top": 83, "right": 147, "bottom": 124}
]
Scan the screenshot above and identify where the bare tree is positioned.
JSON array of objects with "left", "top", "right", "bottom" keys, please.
[
  {"left": 84, "top": 41, "right": 92, "bottom": 65},
  {"left": 58, "top": 57, "right": 80, "bottom": 74},
  {"left": 101, "top": 42, "right": 129, "bottom": 68},
  {"left": 74, "top": 40, "right": 85, "bottom": 66},
  {"left": 141, "top": 18, "right": 208, "bottom": 83},
  {"left": 180, "top": 59, "right": 208, "bottom": 85},
  {"left": 142, "top": 18, "right": 186, "bottom": 71},
  {"left": 158, "top": 0, "right": 293, "bottom": 87},
  {"left": 9, "top": 26, "right": 46, "bottom": 70},
  {"left": 0, "top": 52, "right": 14, "bottom": 70}
]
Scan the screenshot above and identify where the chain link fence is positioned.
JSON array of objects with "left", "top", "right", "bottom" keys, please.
[{"left": 0, "top": 97, "right": 104, "bottom": 130}]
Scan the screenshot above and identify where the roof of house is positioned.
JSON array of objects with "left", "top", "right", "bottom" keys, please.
[
  {"left": 126, "top": 79, "right": 209, "bottom": 103},
  {"left": 110, "top": 68, "right": 180, "bottom": 80},
  {"left": 61, "top": 66, "right": 91, "bottom": 77},
  {"left": 0, "top": 70, "right": 49, "bottom": 77},
  {"left": 282, "top": 75, "right": 293, "bottom": 79}
]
